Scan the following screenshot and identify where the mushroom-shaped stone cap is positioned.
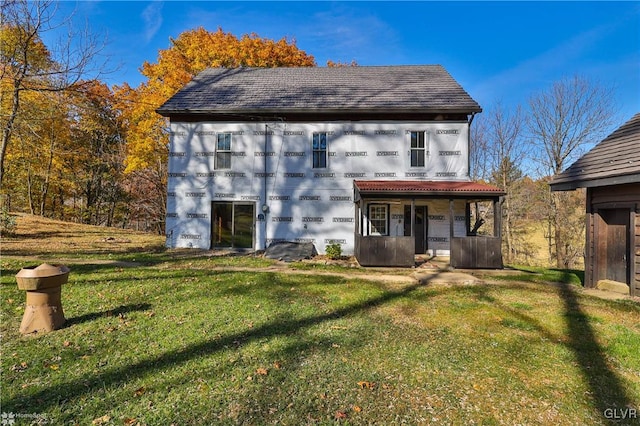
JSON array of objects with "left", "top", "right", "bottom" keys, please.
[{"left": 16, "top": 264, "right": 70, "bottom": 290}]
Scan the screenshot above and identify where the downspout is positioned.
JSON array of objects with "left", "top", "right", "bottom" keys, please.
[
  {"left": 468, "top": 112, "right": 476, "bottom": 180},
  {"left": 262, "top": 123, "right": 269, "bottom": 249}
]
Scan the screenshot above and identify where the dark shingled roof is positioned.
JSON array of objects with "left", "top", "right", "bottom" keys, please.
[
  {"left": 550, "top": 112, "right": 640, "bottom": 191},
  {"left": 156, "top": 65, "right": 482, "bottom": 115}
]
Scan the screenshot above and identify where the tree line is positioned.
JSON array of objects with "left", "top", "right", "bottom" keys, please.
[{"left": 1, "top": 0, "right": 619, "bottom": 267}]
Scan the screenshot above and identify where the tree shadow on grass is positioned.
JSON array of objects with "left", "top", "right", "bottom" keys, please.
[
  {"left": 3, "top": 273, "right": 442, "bottom": 413},
  {"left": 470, "top": 278, "right": 636, "bottom": 424},
  {"left": 64, "top": 303, "right": 152, "bottom": 327},
  {"left": 557, "top": 281, "right": 636, "bottom": 424}
]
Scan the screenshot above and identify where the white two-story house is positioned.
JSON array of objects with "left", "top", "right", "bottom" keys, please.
[{"left": 157, "top": 65, "right": 504, "bottom": 267}]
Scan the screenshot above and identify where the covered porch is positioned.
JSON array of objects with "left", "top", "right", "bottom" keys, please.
[{"left": 353, "top": 180, "right": 506, "bottom": 268}]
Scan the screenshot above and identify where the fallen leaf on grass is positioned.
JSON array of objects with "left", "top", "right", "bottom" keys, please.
[
  {"left": 353, "top": 405, "right": 362, "bottom": 413},
  {"left": 357, "top": 381, "right": 375, "bottom": 390},
  {"left": 92, "top": 415, "right": 110, "bottom": 425},
  {"left": 63, "top": 340, "right": 72, "bottom": 347},
  {"left": 335, "top": 411, "right": 348, "bottom": 419},
  {"left": 10, "top": 362, "right": 28, "bottom": 372},
  {"left": 123, "top": 417, "right": 138, "bottom": 426},
  {"left": 273, "top": 361, "right": 282, "bottom": 369},
  {"left": 133, "top": 386, "right": 146, "bottom": 397},
  {"left": 256, "top": 367, "right": 268, "bottom": 375}
]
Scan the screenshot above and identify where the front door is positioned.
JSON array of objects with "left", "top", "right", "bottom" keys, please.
[
  {"left": 600, "top": 209, "right": 630, "bottom": 284},
  {"left": 211, "top": 202, "right": 255, "bottom": 249},
  {"left": 404, "top": 205, "right": 428, "bottom": 254}
]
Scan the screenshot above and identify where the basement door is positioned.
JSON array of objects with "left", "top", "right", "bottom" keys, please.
[
  {"left": 211, "top": 202, "right": 255, "bottom": 249},
  {"left": 599, "top": 208, "right": 630, "bottom": 284}
]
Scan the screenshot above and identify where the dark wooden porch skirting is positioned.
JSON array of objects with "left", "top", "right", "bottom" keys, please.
[
  {"left": 450, "top": 236, "right": 503, "bottom": 269},
  {"left": 355, "top": 235, "right": 504, "bottom": 268},
  {"left": 355, "top": 236, "right": 415, "bottom": 267}
]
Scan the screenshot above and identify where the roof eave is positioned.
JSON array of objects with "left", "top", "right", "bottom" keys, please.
[
  {"left": 550, "top": 173, "right": 640, "bottom": 192},
  {"left": 156, "top": 106, "right": 482, "bottom": 117},
  {"left": 359, "top": 189, "right": 504, "bottom": 197}
]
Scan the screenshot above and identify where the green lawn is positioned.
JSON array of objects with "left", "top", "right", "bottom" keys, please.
[{"left": 1, "top": 254, "right": 639, "bottom": 425}]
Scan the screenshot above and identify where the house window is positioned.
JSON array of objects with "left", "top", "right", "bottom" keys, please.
[
  {"left": 368, "top": 204, "right": 388, "bottom": 235},
  {"left": 312, "top": 132, "right": 328, "bottom": 168},
  {"left": 410, "top": 131, "right": 426, "bottom": 167},
  {"left": 216, "top": 133, "right": 232, "bottom": 169}
]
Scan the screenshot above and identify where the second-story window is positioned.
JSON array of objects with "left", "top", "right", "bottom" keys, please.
[
  {"left": 410, "top": 131, "right": 426, "bottom": 167},
  {"left": 216, "top": 133, "right": 232, "bottom": 169},
  {"left": 312, "top": 132, "right": 328, "bottom": 168}
]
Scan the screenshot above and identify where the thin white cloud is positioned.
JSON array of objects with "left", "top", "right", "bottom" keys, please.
[
  {"left": 179, "top": 3, "right": 401, "bottom": 66},
  {"left": 304, "top": 6, "right": 402, "bottom": 64},
  {"left": 142, "top": 1, "right": 164, "bottom": 43},
  {"left": 471, "top": 16, "right": 627, "bottom": 106}
]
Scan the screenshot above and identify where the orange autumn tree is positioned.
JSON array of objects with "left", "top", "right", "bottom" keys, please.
[
  {"left": 114, "top": 28, "right": 315, "bottom": 232},
  {"left": 116, "top": 27, "right": 316, "bottom": 173}
]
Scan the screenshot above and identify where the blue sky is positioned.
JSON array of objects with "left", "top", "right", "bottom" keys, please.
[{"left": 57, "top": 1, "right": 640, "bottom": 124}]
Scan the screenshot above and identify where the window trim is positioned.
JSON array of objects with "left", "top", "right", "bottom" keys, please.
[
  {"left": 215, "top": 132, "right": 232, "bottom": 170},
  {"left": 368, "top": 203, "right": 389, "bottom": 236},
  {"left": 409, "top": 130, "right": 426, "bottom": 168},
  {"left": 312, "top": 132, "right": 328, "bottom": 169}
]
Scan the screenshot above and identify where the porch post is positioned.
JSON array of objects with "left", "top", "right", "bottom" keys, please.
[
  {"left": 449, "top": 198, "right": 455, "bottom": 240},
  {"left": 411, "top": 199, "right": 415, "bottom": 237},
  {"left": 362, "top": 201, "right": 367, "bottom": 236},
  {"left": 494, "top": 197, "right": 503, "bottom": 237}
]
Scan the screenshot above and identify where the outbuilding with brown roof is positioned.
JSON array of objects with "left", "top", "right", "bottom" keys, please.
[{"left": 550, "top": 113, "right": 640, "bottom": 296}]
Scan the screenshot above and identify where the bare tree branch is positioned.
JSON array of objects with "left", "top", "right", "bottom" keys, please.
[
  {"left": 528, "top": 75, "right": 618, "bottom": 176},
  {"left": 528, "top": 75, "right": 617, "bottom": 267}
]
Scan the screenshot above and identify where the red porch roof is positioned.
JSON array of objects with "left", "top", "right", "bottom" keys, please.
[{"left": 354, "top": 180, "right": 505, "bottom": 198}]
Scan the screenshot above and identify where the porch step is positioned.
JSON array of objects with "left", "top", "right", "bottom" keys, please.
[{"left": 596, "top": 279, "right": 630, "bottom": 295}]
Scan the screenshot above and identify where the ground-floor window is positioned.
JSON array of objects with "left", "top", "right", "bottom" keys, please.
[{"left": 368, "top": 204, "right": 389, "bottom": 235}]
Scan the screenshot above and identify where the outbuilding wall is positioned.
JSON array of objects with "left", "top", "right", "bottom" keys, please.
[{"left": 586, "top": 183, "right": 640, "bottom": 296}]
